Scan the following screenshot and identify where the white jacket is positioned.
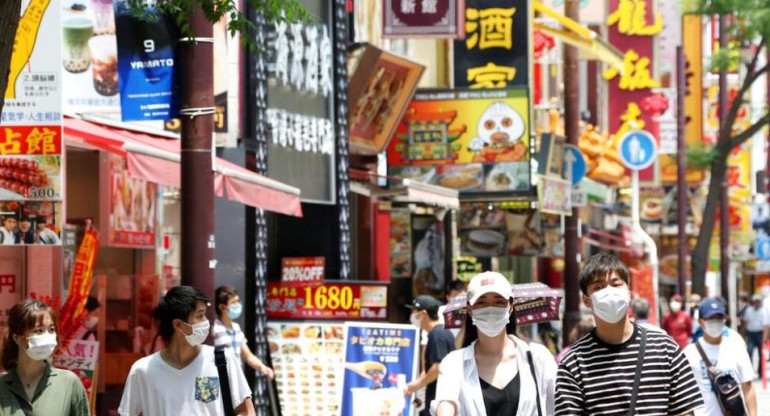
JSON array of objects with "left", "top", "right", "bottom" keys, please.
[{"left": 431, "top": 335, "right": 556, "bottom": 416}]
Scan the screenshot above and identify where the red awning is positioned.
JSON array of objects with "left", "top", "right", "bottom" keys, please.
[{"left": 64, "top": 117, "right": 302, "bottom": 217}]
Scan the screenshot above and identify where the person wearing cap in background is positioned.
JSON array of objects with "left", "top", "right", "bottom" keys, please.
[
  {"left": 741, "top": 295, "right": 768, "bottom": 377},
  {"left": 433, "top": 271, "right": 556, "bottom": 416},
  {"left": 663, "top": 293, "right": 694, "bottom": 349},
  {"left": 684, "top": 298, "right": 757, "bottom": 415},
  {"left": 405, "top": 295, "right": 455, "bottom": 416}
]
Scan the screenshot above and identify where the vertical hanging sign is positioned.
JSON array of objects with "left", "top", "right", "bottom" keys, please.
[
  {"left": 604, "top": 0, "right": 661, "bottom": 185},
  {"left": 453, "top": 0, "right": 530, "bottom": 89}
]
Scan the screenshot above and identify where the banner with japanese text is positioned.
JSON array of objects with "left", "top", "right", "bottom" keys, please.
[
  {"left": 453, "top": 0, "right": 530, "bottom": 89},
  {"left": 605, "top": 0, "right": 661, "bottom": 185},
  {"left": 53, "top": 340, "right": 99, "bottom": 414},
  {"left": 266, "top": 281, "right": 388, "bottom": 320},
  {"left": 341, "top": 322, "right": 419, "bottom": 416},
  {"left": 387, "top": 88, "right": 530, "bottom": 195}
]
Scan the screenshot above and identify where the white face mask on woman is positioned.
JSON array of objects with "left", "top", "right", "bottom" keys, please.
[
  {"left": 471, "top": 306, "right": 511, "bottom": 337},
  {"left": 590, "top": 286, "right": 630, "bottom": 324},
  {"left": 180, "top": 320, "right": 210, "bottom": 346},
  {"left": 24, "top": 333, "right": 57, "bottom": 361}
]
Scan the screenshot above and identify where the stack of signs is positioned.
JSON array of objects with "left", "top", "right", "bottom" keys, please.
[
  {"left": 1, "top": 0, "right": 63, "bottom": 245},
  {"left": 267, "top": 322, "right": 346, "bottom": 416}
]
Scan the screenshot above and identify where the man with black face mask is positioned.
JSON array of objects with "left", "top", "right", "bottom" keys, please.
[
  {"left": 118, "top": 286, "right": 255, "bottom": 416},
  {"left": 555, "top": 253, "right": 704, "bottom": 415}
]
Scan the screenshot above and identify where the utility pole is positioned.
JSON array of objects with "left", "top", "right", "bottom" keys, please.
[
  {"left": 179, "top": 11, "right": 215, "bottom": 299},
  {"left": 676, "top": 46, "right": 688, "bottom": 296},
  {"left": 718, "top": 14, "right": 729, "bottom": 298},
  {"left": 562, "top": 0, "right": 581, "bottom": 347}
]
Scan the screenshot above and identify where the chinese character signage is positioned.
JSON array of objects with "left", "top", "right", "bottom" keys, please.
[
  {"left": 267, "top": 321, "right": 346, "bottom": 416},
  {"left": 266, "top": 0, "right": 336, "bottom": 203},
  {"left": 281, "top": 257, "right": 325, "bottom": 285},
  {"left": 114, "top": 0, "right": 178, "bottom": 121},
  {"left": 383, "top": 0, "right": 465, "bottom": 38},
  {"left": 604, "top": 0, "right": 661, "bottom": 185},
  {"left": 107, "top": 154, "right": 157, "bottom": 248},
  {"left": 348, "top": 45, "right": 425, "bottom": 155},
  {"left": 61, "top": 0, "right": 120, "bottom": 113},
  {"left": 388, "top": 88, "right": 530, "bottom": 195},
  {"left": 267, "top": 281, "right": 388, "bottom": 320},
  {"left": 453, "top": 0, "right": 530, "bottom": 89},
  {"left": 341, "top": 323, "right": 419, "bottom": 416}
]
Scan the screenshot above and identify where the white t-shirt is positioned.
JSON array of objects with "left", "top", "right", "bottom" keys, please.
[
  {"left": 683, "top": 337, "right": 754, "bottom": 416},
  {"left": 742, "top": 306, "right": 768, "bottom": 332},
  {"left": 118, "top": 345, "right": 252, "bottom": 416},
  {"left": 212, "top": 319, "right": 246, "bottom": 359}
]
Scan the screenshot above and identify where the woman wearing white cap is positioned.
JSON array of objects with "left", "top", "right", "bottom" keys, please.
[{"left": 432, "top": 272, "right": 556, "bottom": 416}]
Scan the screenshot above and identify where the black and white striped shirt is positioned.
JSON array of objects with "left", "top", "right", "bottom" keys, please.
[{"left": 555, "top": 324, "right": 703, "bottom": 415}]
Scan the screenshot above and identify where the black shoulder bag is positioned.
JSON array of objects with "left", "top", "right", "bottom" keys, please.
[
  {"left": 625, "top": 326, "right": 647, "bottom": 416},
  {"left": 527, "top": 347, "right": 543, "bottom": 416},
  {"left": 695, "top": 341, "right": 748, "bottom": 416},
  {"left": 214, "top": 345, "right": 236, "bottom": 416}
]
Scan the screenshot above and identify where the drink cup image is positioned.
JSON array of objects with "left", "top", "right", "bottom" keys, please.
[
  {"left": 62, "top": 17, "right": 94, "bottom": 73},
  {"left": 90, "top": 0, "right": 116, "bottom": 34},
  {"left": 89, "top": 35, "right": 119, "bottom": 96}
]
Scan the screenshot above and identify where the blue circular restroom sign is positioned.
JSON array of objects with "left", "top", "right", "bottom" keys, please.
[{"left": 618, "top": 130, "right": 658, "bottom": 170}]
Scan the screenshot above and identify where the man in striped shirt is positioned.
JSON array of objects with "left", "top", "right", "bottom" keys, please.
[{"left": 555, "top": 253, "right": 704, "bottom": 415}]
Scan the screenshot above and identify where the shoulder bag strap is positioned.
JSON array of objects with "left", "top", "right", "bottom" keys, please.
[
  {"left": 214, "top": 345, "right": 236, "bottom": 416},
  {"left": 694, "top": 340, "right": 719, "bottom": 384},
  {"left": 626, "top": 326, "right": 647, "bottom": 416},
  {"left": 527, "top": 347, "right": 543, "bottom": 416}
]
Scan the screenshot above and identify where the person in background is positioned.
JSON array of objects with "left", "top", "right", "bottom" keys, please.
[
  {"left": 741, "top": 295, "right": 768, "bottom": 378},
  {"left": 119, "top": 285, "right": 254, "bottom": 416},
  {"left": 555, "top": 253, "right": 703, "bottom": 415},
  {"left": 405, "top": 295, "right": 455, "bottom": 416},
  {"left": 14, "top": 217, "right": 34, "bottom": 245},
  {"left": 555, "top": 317, "right": 594, "bottom": 364},
  {"left": 0, "top": 215, "right": 18, "bottom": 245},
  {"left": 433, "top": 271, "right": 556, "bottom": 416},
  {"left": 212, "top": 285, "right": 273, "bottom": 379},
  {"left": 631, "top": 297, "right": 651, "bottom": 326},
  {"left": 683, "top": 298, "right": 757, "bottom": 415},
  {"left": 0, "top": 299, "right": 89, "bottom": 415},
  {"left": 72, "top": 296, "right": 100, "bottom": 341},
  {"left": 438, "top": 280, "right": 467, "bottom": 338},
  {"left": 663, "top": 294, "right": 693, "bottom": 349},
  {"left": 36, "top": 220, "right": 60, "bottom": 245}
]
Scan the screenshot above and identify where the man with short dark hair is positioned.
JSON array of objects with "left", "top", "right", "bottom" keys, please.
[
  {"left": 119, "top": 286, "right": 255, "bottom": 416},
  {"left": 555, "top": 252, "right": 703, "bottom": 415},
  {"left": 36, "top": 219, "right": 60, "bottom": 244},
  {"left": 631, "top": 297, "right": 650, "bottom": 325},
  {"left": 15, "top": 217, "right": 34, "bottom": 244},
  {"left": 684, "top": 299, "right": 757, "bottom": 416},
  {"left": 405, "top": 295, "right": 455, "bottom": 416},
  {"left": 0, "top": 215, "right": 18, "bottom": 245}
]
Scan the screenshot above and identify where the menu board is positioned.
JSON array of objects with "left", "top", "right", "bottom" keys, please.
[{"left": 268, "top": 322, "right": 346, "bottom": 416}]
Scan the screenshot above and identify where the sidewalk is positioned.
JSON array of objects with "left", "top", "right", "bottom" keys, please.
[{"left": 754, "top": 360, "right": 770, "bottom": 410}]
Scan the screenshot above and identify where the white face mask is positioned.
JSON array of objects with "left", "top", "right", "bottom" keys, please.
[
  {"left": 471, "top": 306, "right": 511, "bottom": 337},
  {"left": 703, "top": 319, "right": 725, "bottom": 338},
  {"left": 181, "top": 320, "right": 210, "bottom": 346},
  {"left": 24, "top": 333, "right": 57, "bottom": 361},
  {"left": 590, "top": 286, "right": 630, "bottom": 324},
  {"left": 409, "top": 312, "right": 422, "bottom": 328},
  {"left": 669, "top": 301, "right": 682, "bottom": 313}
]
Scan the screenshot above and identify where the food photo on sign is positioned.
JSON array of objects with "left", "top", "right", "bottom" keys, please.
[
  {"left": 106, "top": 154, "right": 157, "bottom": 247},
  {"left": 0, "top": 156, "right": 62, "bottom": 200}
]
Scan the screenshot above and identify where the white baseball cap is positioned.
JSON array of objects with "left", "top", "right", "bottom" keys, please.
[{"left": 466, "top": 272, "right": 512, "bottom": 305}]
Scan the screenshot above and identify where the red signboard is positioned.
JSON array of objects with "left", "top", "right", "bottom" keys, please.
[
  {"left": 281, "top": 257, "right": 325, "bottom": 285},
  {"left": 267, "top": 281, "right": 388, "bottom": 320},
  {"left": 0, "top": 126, "right": 62, "bottom": 155},
  {"left": 605, "top": 0, "right": 660, "bottom": 185},
  {"left": 383, "top": 0, "right": 465, "bottom": 38},
  {"left": 630, "top": 265, "right": 657, "bottom": 325}
]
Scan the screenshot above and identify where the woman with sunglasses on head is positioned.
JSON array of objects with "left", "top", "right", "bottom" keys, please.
[
  {"left": 432, "top": 272, "right": 556, "bottom": 416},
  {"left": 0, "top": 299, "right": 89, "bottom": 416}
]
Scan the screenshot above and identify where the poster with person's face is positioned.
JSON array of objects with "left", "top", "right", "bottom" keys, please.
[{"left": 0, "top": 200, "right": 62, "bottom": 245}]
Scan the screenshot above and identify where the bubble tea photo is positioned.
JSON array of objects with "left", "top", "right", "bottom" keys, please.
[
  {"left": 62, "top": 16, "right": 93, "bottom": 73},
  {"left": 89, "top": 35, "right": 119, "bottom": 96}
]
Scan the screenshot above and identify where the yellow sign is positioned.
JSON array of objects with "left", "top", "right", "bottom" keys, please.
[
  {"left": 5, "top": 0, "right": 51, "bottom": 99},
  {"left": 613, "top": 102, "right": 645, "bottom": 145},
  {"left": 603, "top": 49, "right": 659, "bottom": 91},
  {"left": 606, "top": 0, "right": 662, "bottom": 36},
  {"left": 467, "top": 62, "right": 517, "bottom": 88},
  {"left": 465, "top": 7, "right": 516, "bottom": 50}
]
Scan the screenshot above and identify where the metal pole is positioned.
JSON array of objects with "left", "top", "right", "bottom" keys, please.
[
  {"left": 631, "top": 169, "right": 660, "bottom": 323},
  {"left": 179, "top": 11, "right": 215, "bottom": 299},
  {"left": 718, "top": 14, "right": 730, "bottom": 298},
  {"left": 676, "top": 46, "right": 689, "bottom": 296},
  {"left": 562, "top": 0, "right": 581, "bottom": 347}
]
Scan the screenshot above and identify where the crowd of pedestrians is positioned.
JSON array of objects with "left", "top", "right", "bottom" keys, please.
[{"left": 1, "top": 252, "right": 768, "bottom": 415}]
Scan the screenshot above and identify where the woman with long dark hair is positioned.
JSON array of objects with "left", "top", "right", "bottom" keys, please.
[
  {"left": 432, "top": 272, "right": 556, "bottom": 416},
  {"left": 0, "top": 299, "right": 89, "bottom": 415}
]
